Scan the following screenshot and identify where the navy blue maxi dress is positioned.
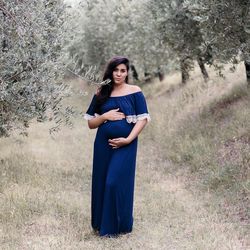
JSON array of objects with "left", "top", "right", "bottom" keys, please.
[{"left": 84, "top": 91, "right": 151, "bottom": 237}]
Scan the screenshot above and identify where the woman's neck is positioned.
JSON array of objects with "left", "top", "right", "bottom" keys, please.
[{"left": 113, "top": 83, "right": 126, "bottom": 90}]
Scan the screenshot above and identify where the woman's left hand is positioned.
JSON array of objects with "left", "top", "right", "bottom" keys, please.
[{"left": 108, "top": 137, "right": 130, "bottom": 149}]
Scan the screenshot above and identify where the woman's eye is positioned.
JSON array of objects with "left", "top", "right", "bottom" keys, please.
[{"left": 114, "top": 68, "right": 126, "bottom": 73}]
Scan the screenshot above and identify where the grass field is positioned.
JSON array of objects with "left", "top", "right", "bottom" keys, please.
[{"left": 0, "top": 63, "right": 249, "bottom": 249}]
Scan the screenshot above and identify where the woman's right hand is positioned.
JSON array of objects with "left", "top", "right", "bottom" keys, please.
[{"left": 103, "top": 108, "right": 125, "bottom": 121}]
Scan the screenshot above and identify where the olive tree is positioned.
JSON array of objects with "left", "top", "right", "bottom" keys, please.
[
  {"left": 69, "top": 0, "right": 250, "bottom": 85},
  {"left": 68, "top": 0, "right": 172, "bottom": 83},
  {"left": 185, "top": 0, "right": 250, "bottom": 84},
  {"left": 147, "top": 0, "right": 211, "bottom": 84},
  {"left": 147, "top": 0, "right": 250, "bottom": 84},
  {"left": 0, "top": 0, "right": 73, "bottom": 137}
]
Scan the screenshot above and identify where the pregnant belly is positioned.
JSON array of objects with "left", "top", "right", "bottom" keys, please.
[{"left": 99, "top": 118, "right": 135, "bottom": 138}]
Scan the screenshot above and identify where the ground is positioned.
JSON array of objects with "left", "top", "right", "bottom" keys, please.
[{"left": 0, "top": 63, "right": 249, "bottom": 249}]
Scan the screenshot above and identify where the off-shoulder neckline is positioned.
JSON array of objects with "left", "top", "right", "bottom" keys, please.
[{"left": 109, "top": 91, "right": 142, "bottom": 98}]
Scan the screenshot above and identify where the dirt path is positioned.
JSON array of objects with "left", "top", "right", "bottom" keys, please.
[{"left": 0, "top": 121, "right": 245, "bottom": 249}]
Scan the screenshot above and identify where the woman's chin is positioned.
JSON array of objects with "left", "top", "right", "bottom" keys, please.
[{"left": 114, "top": 81, "right": 124, "bottom": 85}]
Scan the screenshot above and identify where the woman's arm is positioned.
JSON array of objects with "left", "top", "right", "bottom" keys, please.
[
  {"left": 87, "top": 114, "right": 107, "bottom": 129},
  {"left": 87, "top": 108, "right": 126, "bottom": 129},
  {"left": 126, "top": 119, "right": 148, "bottom": 143}
]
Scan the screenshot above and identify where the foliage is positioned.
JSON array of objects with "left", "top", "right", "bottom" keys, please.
[
  {"left": 68, "top": 0, "right": 250, "bottom": 83},
  {"left": 148, "top": 1, "right": 207, "bottom": 63},
  {"left": 67, "top": 0, "right": 173, "bottom": 81},
  {"left": 0, "top": 0, "right": 74, "bottom": 137},
  {"left": 147, "top": 0, "right": 250, "bottom": 81},
  {"left": 185, "top": 0, "right": 250, "bottom": 63},
  {"left": 1, "top": 0, "right": 249, "bottom": 136}
]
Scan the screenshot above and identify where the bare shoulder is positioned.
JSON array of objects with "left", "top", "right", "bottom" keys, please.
[{"left": 128, "top": 85, "right": 141, "bottom": 93}]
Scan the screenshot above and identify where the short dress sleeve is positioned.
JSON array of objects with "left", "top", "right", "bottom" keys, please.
[
  {"left": 126, "top": 91, "right": 151, "bottom": 123},
  {"left": 83, "top": 94, "right": 101, "bottom": 120}
]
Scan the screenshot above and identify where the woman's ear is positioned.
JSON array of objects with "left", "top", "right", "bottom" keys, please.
[{"left": 96, "top": 87, "right": 101, "bottom": 95}]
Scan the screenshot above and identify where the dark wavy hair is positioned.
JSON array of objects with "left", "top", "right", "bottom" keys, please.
[{"left": 95, "top": 56, "right": 130, "bottom": 114}]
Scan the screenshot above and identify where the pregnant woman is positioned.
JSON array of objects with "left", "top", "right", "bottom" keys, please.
[{"left": 84, "top": 56, "right": 151, "bottom": 237}]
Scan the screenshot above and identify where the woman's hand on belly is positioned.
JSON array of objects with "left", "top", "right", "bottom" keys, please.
[
  {"left": 108, "top": 137, "right": 130, "bottom": 149},
  {"left": 103, "top": 108, "right": 125, "bottom": 121}
]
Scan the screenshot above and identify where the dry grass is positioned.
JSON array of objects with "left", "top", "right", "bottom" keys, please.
[{"left": 0, "top": 65, "right": 249, "bottom": 249}]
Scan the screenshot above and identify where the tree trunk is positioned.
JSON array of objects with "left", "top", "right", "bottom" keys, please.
[
  {"left": 241, "top": 1, "right": 250, "bottom": 86},
  {"left": 144, "top": 72, "right": 152, "bottom": 83},
  {"left": 197, "top": 57, "right": 209, "bottom": 81},
  {"left": 156, "top": 67, "right": 164, "bottom": 81},
  {"left": 180, "top": 59, "right": 189, "bottom": 84},
  {"left": 158, "top": 72, "right": 164, "bottom": 81},
  {"left": 1, "top": 11, "right": 8, "bottom": 52},
  {"left": 131, "top": 64, "right": 139, "bottom": 81},
  {"left": 245, "top": 60, "right": 250, "bottom": 86}
]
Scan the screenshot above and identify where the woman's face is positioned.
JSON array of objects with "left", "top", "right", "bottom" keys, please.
[{"left": 112, "top": 64, "right": 128, "bottom": 85}]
